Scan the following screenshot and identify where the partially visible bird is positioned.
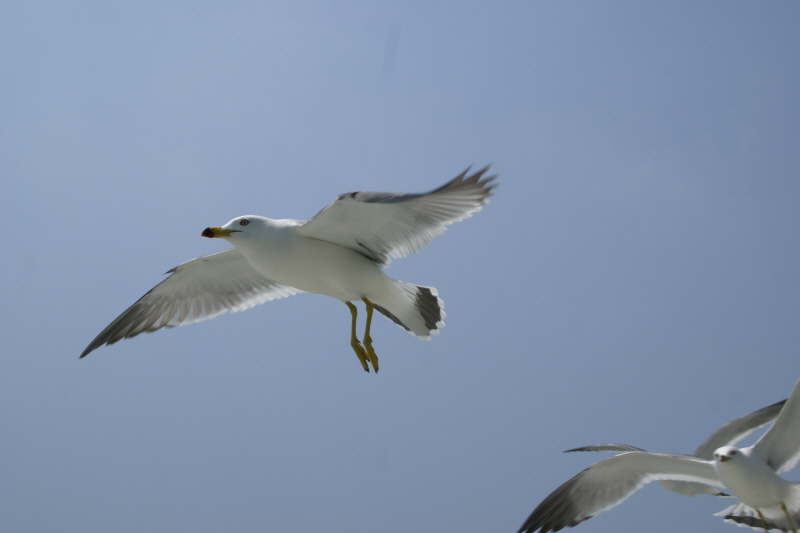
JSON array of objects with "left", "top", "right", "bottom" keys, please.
[
  {"left": 81, "top": 166, "right": 496, "bottom": 372},
  {"left": 518, "top": 379, "right": 800, "bottom": 533},
  {"left": 565, "top": 397, "right": 786, "bottom": 498}
]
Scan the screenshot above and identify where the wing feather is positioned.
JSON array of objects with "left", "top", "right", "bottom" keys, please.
[
  {"left": 565, "top": 444, "right": 645, "bottom": 453},
  {"left": 518, "top": 452, "right": 720, "bottom": 533},
  {"left": 752, "top": 380, "right": 800, "bottom": 473},
  {"left": 80, "top": 248, "right": 303, "bottom": 357},
  {"left": 693, "top": 399, "right": 786, "bottom": 459},
  {"left": 295, "top": 166, "right": 497, "bottom": 265}
]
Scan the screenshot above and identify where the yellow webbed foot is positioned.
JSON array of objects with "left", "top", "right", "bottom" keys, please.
[
  {"left": 350, "top": 338, "right": 370, "bottom": 372},
  {"left": 362, "top": 298, "right": 379, "bottom": 373},
  {"left": 363, "top": 334, "right": 379, "bottom": 373}
]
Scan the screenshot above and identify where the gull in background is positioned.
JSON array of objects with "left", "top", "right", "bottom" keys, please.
[
  {"left": 566, "top": 397, "right": 786, "bottom": 498},
  {"left": 518, "top": 380, "right": 800, "bottom": 533},
  {"left": 81, "top": 166, "right": 496, "bottom": 372}
]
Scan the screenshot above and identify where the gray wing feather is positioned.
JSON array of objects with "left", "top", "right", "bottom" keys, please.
[
  {"left": 518, "top": 452, "right": 720, "bottom": 533},
  {"left": 564, "top": 399, "right": 786, "bottom": 461},
  {"left": 565, "top": 444, "right": 728, "bottom": 498},
  {"left": 295, "top": 165, "right": 496, "bottom": 265},
  {"left": 694, "top": 399, "right": 786, "bottom": 459},
  {"left": 80, "top": 248, "right": 302, "bottom": 357},
  {"left": 752, "top": 380, "right": 800, "bottom": 473},
  {"left": 565, "top": 444, "right": 645, "bottom": 453}
]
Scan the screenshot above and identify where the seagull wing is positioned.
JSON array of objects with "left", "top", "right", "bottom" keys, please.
[
  {"left": 752, "top": 380, "right": 800, "bottom": 474},
  {"left": 693, "top": 399, "right": 786, "bottom": 459},
  {"left": 518, "top": 452, "right": 721, "bottom": 533},
  {"left": 565, "top": 444, "right": 729, "bottom": 498},
  {"left": 295, "top": 166, "right": 496, "bottom": 265},
  {"left": 565, "top": 444, "right": 645, "bottom": 453},
  {"left": 80, "top": 248, "right": 303, "bottom": 357}
]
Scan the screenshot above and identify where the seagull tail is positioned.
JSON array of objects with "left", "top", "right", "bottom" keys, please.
[{"left": 373, "top": 281, "right": 445, "bottom": 340}]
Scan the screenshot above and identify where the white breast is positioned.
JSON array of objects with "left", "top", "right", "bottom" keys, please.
[
  {"left": 715, "top": 452, "right": 792, "bottom": 509},
  {"left": 235, "top": 222, "right": 390, "bottom": 302}
]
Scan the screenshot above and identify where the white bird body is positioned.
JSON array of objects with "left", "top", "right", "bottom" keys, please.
[
  {"left": 229, "top": 216, "right": 389, "bottom": 302},
  {"left": 715, "top": 446, "right": 794, "bottom": 510}
]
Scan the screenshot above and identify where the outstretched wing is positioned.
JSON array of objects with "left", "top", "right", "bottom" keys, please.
[
  {"left": 565, "top": 444, "right": 729, "bottom": 498},
  {"left": 81, "top": 248, "right": 303, "bottom": 357},
  {"left": 694, "top": 399, "right": 786, "bottom": 459},
  {"left": 518, "top": 452, "right": 720, "bottom": 533},
  {"left": 295, "top": 166, "right": 496, "bottom": 265},
  {"left": 752, "top": 380, "right": 800, "bottom": 473}
]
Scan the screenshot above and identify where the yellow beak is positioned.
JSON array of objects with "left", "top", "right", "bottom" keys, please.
[{"left": 201, "top": 226, "right": 238, "bottom": 238}]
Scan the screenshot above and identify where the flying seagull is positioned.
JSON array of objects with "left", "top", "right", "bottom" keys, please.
[
  {"left": 518, "top": 379, "right": 800, "bottom": 533},
  {"left": 565, "top": 398, "right": 786, "bottom": 498},
  {"left": 81, "top": 166, "right": 496, "bottom": 372}
]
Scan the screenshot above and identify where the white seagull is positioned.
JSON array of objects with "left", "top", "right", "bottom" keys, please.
[
  {"left": 81, "top": 166, "right": 496, "bottom": 372},
  {"left": 565, "top": 398, "right": 786, "bottom": 498},
  {"left": 518, "top": 379, "right": 800, "bottom": 532}
]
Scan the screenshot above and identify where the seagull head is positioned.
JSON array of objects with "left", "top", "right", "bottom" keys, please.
[
  {"left": 714, "top": 446, "right": 742, "bottom": 464},
  {"left": 202, "top": 216, "right": 258, "bottom": 239}
]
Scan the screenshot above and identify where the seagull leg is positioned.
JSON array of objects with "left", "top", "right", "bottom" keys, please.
[
  {"left": 346, "top": 302, "right": 369, "bottom": 372},
  {"left": 362, "top": 298, "right": 379, "bottom": 373},
  {"left": 782, "top": 502, "right": 797, "bottom": 533},
  {"left": 757, "top": 510, "right": 769, "bottom": 532}
]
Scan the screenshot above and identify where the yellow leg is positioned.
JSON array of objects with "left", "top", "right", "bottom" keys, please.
[
  {"left": 757, "top": 510, "right": 768, "bottom": 532},
  {"left": 346, "top": 302, "right": 369, "bottom": 372},
  {"left": 362, "top": 298, "right": 379, "bottom": 373},
  {"left": 782, "top": 502, "right": 797, "bottom": 533}
]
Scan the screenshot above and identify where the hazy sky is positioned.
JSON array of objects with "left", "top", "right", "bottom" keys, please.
[{"left": 3, "top": 3, "right": 800, "bottom": 533}]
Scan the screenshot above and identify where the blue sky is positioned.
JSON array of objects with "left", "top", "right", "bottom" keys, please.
[{"left": 2, "top": 2, "right": 800, "bottom": 532}]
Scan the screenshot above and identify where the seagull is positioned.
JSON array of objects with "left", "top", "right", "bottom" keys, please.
[
  {"left": 80, "top": 166, "right": 496, "bottom": 372},
  {"left": 565, "top": 398, "right": 786, "bottom": 498},
  {"left": 518, "top": 379, "right": 800, "bottom": 533}
]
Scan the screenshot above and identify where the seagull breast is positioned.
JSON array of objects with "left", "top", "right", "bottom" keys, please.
[{"left": 713, "top": 446, "right": 793, "bottom": 509}]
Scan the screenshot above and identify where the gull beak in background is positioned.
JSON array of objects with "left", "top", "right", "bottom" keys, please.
[{"left": 202, "top": 227, "right": 239, "bottom": 238}]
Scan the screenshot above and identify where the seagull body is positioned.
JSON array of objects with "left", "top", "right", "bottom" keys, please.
[
  {"left": 518, "top": 380, "right": 800, "bottom": 532},
  {"left": 81, "top": 166, "right": 496, "bottom": 371},
  {"left": 714, "top": 445, "right": 800, "bottom": 532},
  {"left": 222, "top": 217, "right": 388, "bottom": 303},
  {"left": 715, "top": 446, "right": 785, "bottom": 507}
]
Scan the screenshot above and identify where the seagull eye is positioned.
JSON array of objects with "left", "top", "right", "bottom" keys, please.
[
  {"left": 730, "top": 450, "right": 737, "bottom": 455},
  {"left": 239, "top": 219, "right": 250, "bottom": 226}
]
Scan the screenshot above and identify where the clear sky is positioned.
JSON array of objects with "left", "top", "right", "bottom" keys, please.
[{"left": 2, "top": 2, "right": 800, "bottom": 533}]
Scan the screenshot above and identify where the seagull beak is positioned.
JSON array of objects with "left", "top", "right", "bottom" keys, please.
[
  {"left": 202, "top": 227, "right": 238, "bottom": 238},
  {"left": 719, "top": 456, "right": 730, "bottom": 462}
]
